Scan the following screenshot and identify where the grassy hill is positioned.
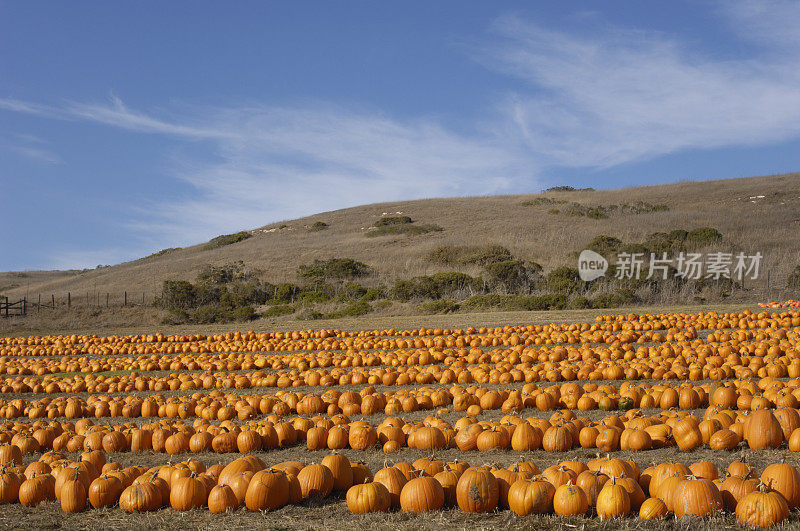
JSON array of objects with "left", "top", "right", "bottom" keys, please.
[{"left": 1, "top": 172, "right": 798, "bottom": 330}]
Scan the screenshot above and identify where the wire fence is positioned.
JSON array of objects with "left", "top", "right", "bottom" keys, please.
[
  {"left": 0, "top": 268, "right": 795, "bottom": 319},
  {"left": 1, "top": 290, "right": 162, "bottom": 317}
]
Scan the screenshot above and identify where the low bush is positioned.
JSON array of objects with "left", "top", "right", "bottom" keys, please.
[
  {"left": 297, "top": 291, "right": 331, "bottom": 305},
  {"left": 545, "top": 266, "right": 582, "bottom": 294},
  {"left": 686, "top": 227, "right": 723, "bottom": 246},
  {"left": 262, "top": 305, "right": 295, "bottom": 318},
  {"left": 390, "top": 272, "right": 481, "bottom": 301},
  {"left": 327, "top": 301, "right": 372, "bottom": 318},
  {"left": 427, "top": 244, "right": 514, "bottom": 266},
  {"left": 587, "top": 235, "right": 623, "bottom": 256},
  {"left": 460, "top": 293, "right": 567, "bottom": 312},
  {"left": 571, "top": 296, "right": 591, "bottom": 309},
  {"left": 484, "top": 260, "right": 542, "bottom": 293},
  {"left": 591, "top": 288, "right": 636, "bottom": 309},
  {"left": 297, "top": 258, "right": 371, "bottom": 284},
  {"left": 374, "top": 216, "right": 413, "bottom": 226},
  {"left": 147, "top": 247, "right": 181, "bottom": 258},
  {"left": 203, "top": 231, "right": 251, "bottom": 250},
  {"left": 366, "top": 223, "right": 443, "bottom": 237}
]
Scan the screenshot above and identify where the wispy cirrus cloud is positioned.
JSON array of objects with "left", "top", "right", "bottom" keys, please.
[
  {"left": 481, "top": 5, "right": 800, "bottom": 168},
  {"left": 128, "top": 103, "right": 537, "bottom": 244},
  {"left": 2, "top": 133, "right": 62, "bottom": 165},
  {"left": 0, "top": 94, "right": 539, "bottom": 247}
]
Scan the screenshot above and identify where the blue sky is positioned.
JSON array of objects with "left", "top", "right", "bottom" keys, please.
[{"left": 2, "top": 1, "right": 800, "bottom": 270}]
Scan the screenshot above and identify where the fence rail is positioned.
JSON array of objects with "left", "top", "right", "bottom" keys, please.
[
  {"left": 0, "top": 291, "right": 160, "bottom": 318},
  {"left": 0, "top": 297, "right": 26, "bottom": 318},
  {"left": 0, "top": 268, "right": 794, "bottom": 319}
]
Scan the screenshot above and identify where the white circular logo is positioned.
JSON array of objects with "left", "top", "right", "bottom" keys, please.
[{"left": 578, "top": 250, "right": 608, "bottom": 281}]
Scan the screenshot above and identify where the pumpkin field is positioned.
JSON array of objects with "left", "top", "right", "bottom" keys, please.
[{"left": 0, "top": 308, "right": 800, "bottom": 529}]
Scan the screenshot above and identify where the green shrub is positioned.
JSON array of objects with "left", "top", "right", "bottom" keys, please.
[
  {"left": 686, "top": 227, "right": 722, "bottom": 246},
  {"left": 262, "top": 305, "right": 295, "bottom": 318},
  {"left": 336, "top": 284, "right": 384, "bottom": 302},
  {"left": 297, "top": 258, "right": 370, "bottom": 284},
  {"left": 161, "top": 308, "right": 190, "bottom": 325},
  {"left": 270, "top": 283, "right": 299, "bottom": 303},
  {"left": 544, "top": 185, "right": 595, "bottom": 192},
  {"left": 521, "top": 197, "right": 568, "bottom": 206},
  {"left": 309, "top": 221, "right": 329, "bottom": 231},
  {"left": 297, "top": 291, "right": 331, "bottom": 305},
  {"left": 190, "top": 305, "right": 228, "bottom": 324},
  {"left": 232, "top": 305, "right": 256, "bottom": 321},
  {"left": 362, "top": 287, "right": 385, "bottom": 301},
  {"left": 644, "top": 231, "right": 681, "bottom": 255},
  {"left": 417, "top": 299, "right": 460, "bottom": 314},
  {"left": 159, "top": 262, "right": 274, "bottom": 323},
  {"left": 160, "top": 280, "right": 196, "bottom": 310},
  {"left": 203, "top": 231, "right": 252, "bottom": 250},
  {"left": 147, "top": 247, "right": 181, "bottom": 258},
  {"left": 459, "top": 293, "right": 566, "bottom": 312},
  {"left": 327, "top": 301, "right": 372, "bottom": 318},
  {"left": 459, "top": 294, "right": 517, "bottom": 311},
  {"left": 591, "top": 288, "right": 636, "bottom": 309},
  {"left": 571, "top": 296, "right": 591, "bottom": 309},
  {"left": 540, "top": 200, "right": 666, "bottom": 218},
  {"left": 337, "top": 283, "right": 368, "bottom": 302},
  {"left": 545, "top": 267, "right": 582, "bottom": 294},
  {"left": 426, "top": 244, "right": 513, "bottom": 266},
  {"left": 484, "top": 260, "right": 541, "bottom": 293},
  {"left": 587, "top": 235, "right": 623, "bottom": 256},
  {"left": 197, "top": 261, "right": 257, "bottom": 285},
  {"left": 586, "top": 207, "right": 609, "bottom": 219},
  {"left": 366, "top": 223, "right": 443, "bottom": 237},
  {"left": 374, "top": 216, "right": 413, "bottom": 226},
  {"left": 389, "top": 280, "right": 416, "bottom": 301},
  {"left": 390, "top": 272, "right": 481, "bottom": 301},
  {"left": 619, "top": 201, "right": 669, "bottom": 214}
]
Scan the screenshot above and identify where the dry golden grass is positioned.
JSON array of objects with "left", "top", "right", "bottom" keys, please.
[
  {"left": 1, "top": 172, "right": 797, "bottom": 308},
  {"left": 0, "top": 301, "right": 752, "bottom": 338}
]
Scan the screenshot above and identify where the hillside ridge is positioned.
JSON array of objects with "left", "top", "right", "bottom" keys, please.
[{"left": 1, "top": 172, "right": 798, "bottom": 302}]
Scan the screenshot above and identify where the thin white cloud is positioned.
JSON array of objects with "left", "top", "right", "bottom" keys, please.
[
  {"left": 1, "top": 95, "right": 538, "bottom": 255},
  {"left": 7, "top": 145, "right": 62, "bottom": 165},
  {"left": 0, "top": 97, "right": 57, "bottom": 117},
  {"left": 2, "top": 133, "right": 62, "bottom": 165},
  {"left": 719, "top": 0, "right": 800, "bottom": 47},
  {"left": 482, "top": 8, "right": 800, "bottom": 168},
  {"left": 65, "top": 95, "right": 230, "bottom": 138},
  {"left": 127, "top": 103, "right": 535, "bottom": 245}
]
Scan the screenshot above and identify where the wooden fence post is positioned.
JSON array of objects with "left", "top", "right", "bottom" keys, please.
[
  {"left": 124, "top": 291, "right": 127, "bottom": 306},
  {"left": 68, "top": 292, "right": 71, "bottom": 308}
]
